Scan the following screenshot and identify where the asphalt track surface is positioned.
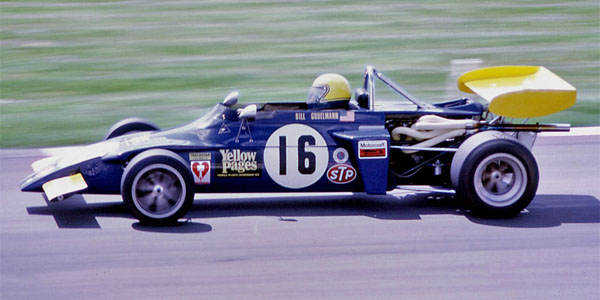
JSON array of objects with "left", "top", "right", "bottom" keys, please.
[{"left": 1, "top": 132, "right": 599, "bottom": 300}]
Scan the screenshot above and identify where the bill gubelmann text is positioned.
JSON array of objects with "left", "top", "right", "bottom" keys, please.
[{"left": 218, "top": 149, "right": 260, "bottom": 177}]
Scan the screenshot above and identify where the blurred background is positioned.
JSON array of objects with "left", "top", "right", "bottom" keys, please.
[{"left": 1, "top": 0, "right": 598, "bottom": 147}]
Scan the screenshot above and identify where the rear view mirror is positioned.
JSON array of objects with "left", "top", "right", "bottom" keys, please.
[
  {"left": 222, "top": 91, "right": 239, "bottom": 107},
  {"left": 237, "top": 104, "right": 256, "bottom": 120}
]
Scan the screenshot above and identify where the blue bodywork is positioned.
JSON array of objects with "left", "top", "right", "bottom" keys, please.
[{"left": 20, "top": 67, "right": 484, "bottom": 199}]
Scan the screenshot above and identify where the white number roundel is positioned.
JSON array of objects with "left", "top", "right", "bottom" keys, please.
[{"left": 264, "top": 124, "right": 328, "bottom": 189}]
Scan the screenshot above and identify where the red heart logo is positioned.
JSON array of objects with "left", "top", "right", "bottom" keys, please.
[
  {"left": 192, "top": 161, "right": 210, "bottom": 180},
  {"left": 200, "top": 162, "right": 209, "bottom": 178},
  {"left": 192, "top": 162, "right": 201, "bottom": 178}
]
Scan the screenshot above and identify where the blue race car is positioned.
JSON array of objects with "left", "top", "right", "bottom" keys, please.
[{"left": 21, "top": 65, "right": 576, "bottom": 224}]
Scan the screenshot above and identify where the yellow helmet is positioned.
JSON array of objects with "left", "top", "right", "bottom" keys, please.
[{"left": 307, "top": 73, "right": 351, "bottom": 109}]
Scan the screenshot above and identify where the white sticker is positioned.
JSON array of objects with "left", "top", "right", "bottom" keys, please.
[
  {"left": 358, "top": 140, "right": 388, "bottom": 159},
  {"left": 264, "top": 124, "right": 328, "bottom": 189},
  {"left": 191, "top": 161, "right": 211, "bottom": 184},
  {"left": 332, "top": 148, "right": 349, "bottom": 164}
]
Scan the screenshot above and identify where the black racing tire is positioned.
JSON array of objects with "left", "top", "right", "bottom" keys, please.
[
  {"left": 104, "top": 118, "right": 160, "bottom": 140},
  {"left": 457, "top": 138, "right": 538, "bottom": 218},
  {"left": 121, "top": 149, "right": 194, "bottom": 225}
]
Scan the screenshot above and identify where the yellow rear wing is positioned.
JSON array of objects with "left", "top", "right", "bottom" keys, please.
[{"left": 458, "top": 66, "right": 576, "bottom": 118}]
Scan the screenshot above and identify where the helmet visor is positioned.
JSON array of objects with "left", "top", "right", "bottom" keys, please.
[{"left": 307, "top": 85, "right": 329, "bottom": 105}]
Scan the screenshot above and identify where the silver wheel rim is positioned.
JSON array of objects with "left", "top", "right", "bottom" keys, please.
[
  {"left": 131, "top": 163, "right": 186, "bottom": 219},
  {"left": 473, "top": 153, "right": 527, "bottom": 207}
]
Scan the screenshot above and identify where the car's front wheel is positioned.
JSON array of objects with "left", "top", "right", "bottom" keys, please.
[
  {"left": 121, "top": 149, "right": 194, "bottom": 225},
  {"left": 456, "top": 139, "right": 538, "bottom": 217},
  {"left": 104, "top": 118, "right": 160, "bottom": 140}
]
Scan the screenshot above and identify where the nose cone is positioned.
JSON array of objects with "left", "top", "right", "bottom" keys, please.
[{"left": 20, "top": 140, "right": 120, "bottom": 192}]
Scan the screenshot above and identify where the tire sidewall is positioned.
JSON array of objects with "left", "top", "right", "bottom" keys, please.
[
  {"left": 121, "top": 150, "right": 194, "bottom": 224},
  {"left": 458, "top": 139, "right": 538, "bottom": 217},
  {"left": 105, "top": 118, "right": 159, "bottom": 140}
]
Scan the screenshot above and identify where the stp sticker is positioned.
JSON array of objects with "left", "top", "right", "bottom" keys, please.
[
  {"left": 191, "top": 161, "right": 210, "bottom": 184},
  {"left": 358, "top": 140, "right": 388, "bottom": 159},
  {"left": 327, "top": 164, "right": 357, "bottom": 184},
  {"left": 332, "top": 148, "right": 349, "bottom": 164}
]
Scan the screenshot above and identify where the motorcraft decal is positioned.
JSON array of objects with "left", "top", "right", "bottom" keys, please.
[{"left": 358, "top": 140, "right": 388, "bottom": 159}]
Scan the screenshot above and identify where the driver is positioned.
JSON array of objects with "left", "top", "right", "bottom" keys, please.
[{"left": 307, "top": 73, "right": 351, "bottom": 109}]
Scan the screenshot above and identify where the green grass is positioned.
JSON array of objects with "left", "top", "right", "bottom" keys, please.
[{"left": 1, "top": 0, "right": 599, "bottom": 147}]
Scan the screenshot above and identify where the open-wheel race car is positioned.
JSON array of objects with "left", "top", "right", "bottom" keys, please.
[{"left": 21, "top": 65, "right": 576, "bottom": 224}]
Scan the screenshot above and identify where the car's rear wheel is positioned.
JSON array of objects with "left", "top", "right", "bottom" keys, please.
[
  {"left": 457, "top": 139, "right": 538, "bottom": 217},
  {"left": 105, "top": 118, "right": 159, "bottom": 140},
  {"left": 121, "top": 149, "right": 194, "bottom": 225}
]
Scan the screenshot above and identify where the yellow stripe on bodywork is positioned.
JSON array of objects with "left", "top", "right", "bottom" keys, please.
[
  {"left": 458, "top": 66, "right": 576, "bottom": 118},
  {"left": 42, "top": 173, "right": 88, "bottom": 200}
]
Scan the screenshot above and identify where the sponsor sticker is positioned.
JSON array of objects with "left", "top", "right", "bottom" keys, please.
[
  {"left": 189, "top": 152, "right": 211, "bottom": 161},
  {"left": 332, "top": 148, "right": 349, "bottom": 164},
  {"left": 358, "top": 140, "right": 388, "bottom": 159},
  {"left": 327, "top": 164, "right": 357, "bottom": 184},
  {"left": 191, "top": 161, "right": 211, "bottom": 184},
  {"left": 217, "top": 149, "right": 260, "bottom": 177}
]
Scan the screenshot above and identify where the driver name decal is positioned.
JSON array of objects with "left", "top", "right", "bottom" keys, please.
[
  {"left": 310, "top": 111, "right": 339, "bottom": 120},
  {"left": 218, "top": 149, "right": 260, "bottom": 177},
  {"left": 294, "top": 112, "right": 340, "bottom": 121}
]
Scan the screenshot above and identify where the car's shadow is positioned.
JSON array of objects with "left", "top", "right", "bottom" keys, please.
[{"left": 26, "top": 193, "right": 600, "bottom": 232}]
